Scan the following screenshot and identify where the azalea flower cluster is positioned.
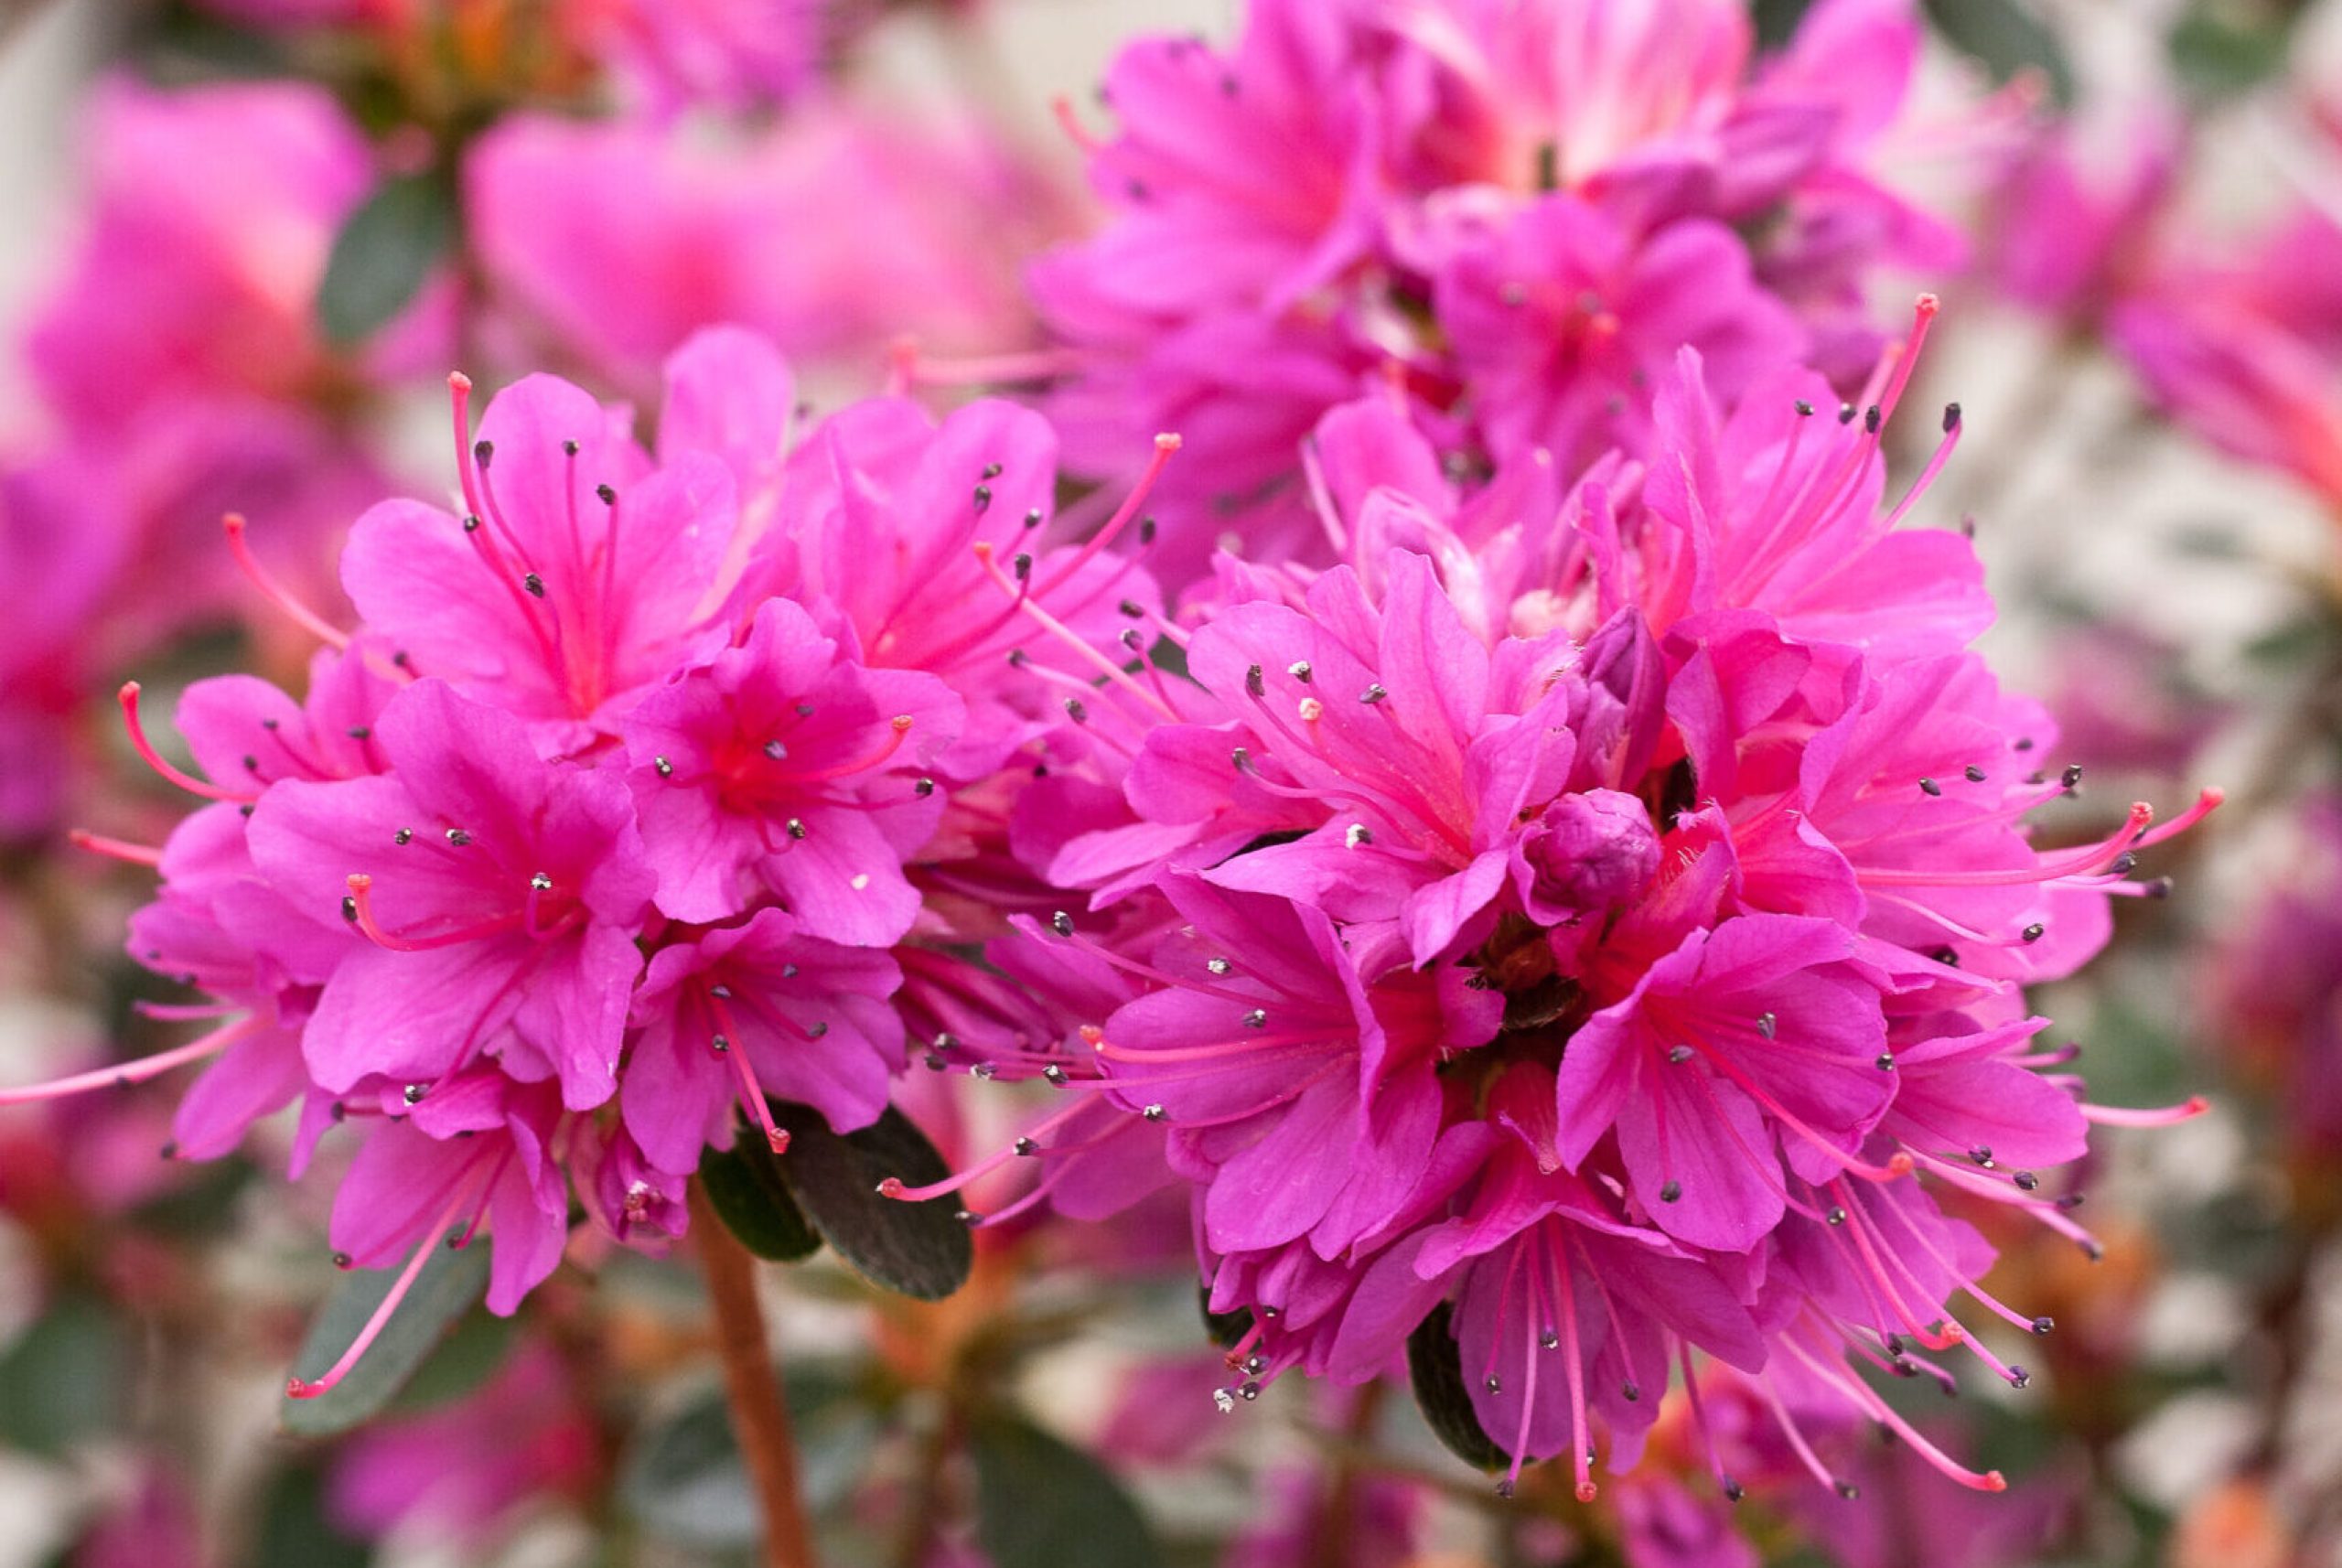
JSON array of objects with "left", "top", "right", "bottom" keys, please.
[
  {"left": 0, "top": 0, "right": 2249, "bottom": 1534},
  {"left": 895, "top": 299, "right": 2218, "bottom": 1499},
  {"left": 1034, "top": 0, "right": 2005, "bottom": 581},
  {"left": 31, "top": 326, "right": 1161, "bottom": 1391}
]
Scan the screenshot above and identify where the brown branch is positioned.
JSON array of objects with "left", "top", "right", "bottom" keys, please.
[{"left": 691, "top": 1181, "right": 818, "bottom": 1568}]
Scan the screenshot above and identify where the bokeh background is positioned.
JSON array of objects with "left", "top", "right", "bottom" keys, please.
[{"left": 1, "top": 1, "right": 2339, "bottom": 1565}]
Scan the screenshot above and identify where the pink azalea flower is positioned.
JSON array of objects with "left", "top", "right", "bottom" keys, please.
[
  {"left": 467, "top": 107, "right": 1058, "bottom": 390},
  {"left": 2202, "top": 794, "right": 2342, "bottom": 1155},
  {"left": 249, "top": 677, "right": 655, "bottom": 1112},
  {"left": 343, "top": 371, "right": 737, "bottom": 748},
  {"left": 1982, "top": 107, "right": 2182, "bottom": 322},
  {"left": 1432, "top": 199, "right": 1807, "bottom": 467},
  {"left": 2112, "top": 211, "right": 2342, "bottom": 506},
  {"left": 736, "top": 392, "right": 1166, "bottom": 780},
  {"left": 328, "top": 1339, "right": 597, "bottom": 1541},
  {"left": 1032, "top": 0, "right": 1982, "bottom": 583},
  {"left": 320, "top": 1066, "right": 571, "bottom": 1322},
  {"left": 624, "top": 907, "right": 907, "bottom": 1167},
  {"left": 562, "top": 0, "right": 824, "bottom": 115},
  {"left": 24, "top": 78, "right": 405, "bottom": 427},
  {"left": 623, "top": 597, "right": 962, "bottom": 936},
  {"left": 915, "top": 307, "right": 2217, "bottom": 1507}
]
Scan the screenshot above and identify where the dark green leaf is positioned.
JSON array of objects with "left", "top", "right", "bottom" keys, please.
[
  {"left": 970, "top": 1415, "right": 1168, "bottom": 1568},
  {"left": 701, "top": 1133, "right": 822, "bottom": 1262},
  {"left": 249, "top": 1463, "right": 372, "bottom": 1568},
  {"left": 0, "top": 1294, "right": 129, "bottom": 1454},
  {"left": 315, "top": 173, "right": 454, "bottom": 347},
  {"left": 618, "top": 1393, "right": 760, "bottom": 1549},
  {"left": 1198, "top": 1283, "right": 1254, "bottom": 1351},
  {"left": 1406, "top": 1302, "right": 1509, "bottom": 1473},
  {"left": 619, "top": 1365, "right": 877, "bottom": 1547},
  {"left": 1749, "top": 0, "right": 1821, "bottom": 50},
  {"left": 126, "top": 1154, "right": 255, "bottom": 1236},
  {"left": 280, "top": 1238, "right": 491, "bottom": 1436},
  {"left": 2170, "top": 11, "right": 2293, "bottom": 100},
  {"left": 1923, "top": 0, "right": 2075, "bottom": 105},
  {"left": 384, "top": 1305, "right": 517, "bottom": 1414},
  {"left": 769, "top": 1102, "right": 972, "bottom": 1301}
]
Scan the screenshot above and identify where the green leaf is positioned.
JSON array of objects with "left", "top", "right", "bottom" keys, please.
[
  {"left": 249, "top": 1462, "right": 372, "bottom": 1568},
  {"left": 0, "top": 1294, "right": 129, "bottom": 1455},
  {"left": 618, "top": 1393, "right": 761, "bottom": 1550},
  {"left": 1198, "top": 1283, "right": 1254, "bottom": 1351},
  {"left": 1922, "top": 0, "right": 2075, "bottom": 105},
  {"left": 619, "top": 1365, "right": 877, "bottom": 1548},
  {"left": 384, "top": 1305, "right": 517, "bottom": 1414},
  {"left": 315, "top": 172, "right": 454, "bottom": 347},
  {"left": 280, "top": 1239, "right": 492, "bottom": 1437},
  {"left": 768, "top": 1102, "right": 972, "bottom": 1301},
  {"left": 1749, "top": 0, "right": 1821, "bottom": 50},
  {"left": 700, "top": 1133, "right": 822, "bottom": 1262},
  {"left": 970, "top": 1415, "right": 1168, "bottom": 1568},
  {"left": 1406, "top": 1302, "right": 1509, "bottom": 1473},
  {"left": 2170, "top": 11, "right": 2293, "bottom": 101}
]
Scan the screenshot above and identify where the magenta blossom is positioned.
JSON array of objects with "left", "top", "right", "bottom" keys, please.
[
  {"left": 625, "top": 908, "right": 907, "bottom": 1167},
  {"left": 467, "top": 107, "right": 1059, "bottom": 391},
  {"left": 251, "top": 677, "right": 656, "bottom": 1111},
  {"left": 1032, "top": 0, "right": 1990, "bottom": 584},
  {"left": 624, "top": 596, "right": 962, "bottom": 936},
  {"left": 906, "top": 308, "right": 2217, "bottom": 1507}
]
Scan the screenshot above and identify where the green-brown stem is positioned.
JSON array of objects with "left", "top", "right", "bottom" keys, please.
[{"left": 691, "top": 1181, "right": 818, "bottom": 1568}]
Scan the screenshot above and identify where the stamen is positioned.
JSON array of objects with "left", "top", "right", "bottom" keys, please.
[
  {"left": 287, "top": 1181, "right": 473, "bottom": 1401},
  {"left": 117, "top": 684, "right": 255, "bottom": 804},
  {"left": 1036, "top": 433, "right": 1182, "bottom": 598},
  {"left": 66, "top": 830, "right": 164, "bottom": 867},
  {"left": 2080, "top": 1095, "right": 2210, "bottom": 1128},
  {"left": 345, "top": 874, "right": 523, "bottom": 952},
  {"left": 222, "top": 515, "right": 349, "bottom": 650},
  {"left": 0, "top": 1015, "right": 257, "bottom": 1105}
]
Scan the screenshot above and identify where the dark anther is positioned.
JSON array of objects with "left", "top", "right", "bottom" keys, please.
[
  {"left": 596, "top": 484, "right": 617, "bottom": 506},
  {"left": 1942, "top": 403, "right": 1961, "bottom": 433},
  {"left": 2023, "top": 923, "right": 2045, "bottom": 943},
  {"left": 972, "top": 485, "right": 993, "bottom": 512},
  {"left": 522, "top": 573, "right": 545, "bottom": 597},
  {"left": 1964, "top": 765, "right": 1986, "bottom": 782},
  {"left": 1051, "top": 910, "right": 1075, "bottom": 937},
  {"left": 2013, "top": 1170, "right": 2039, "bottom": 1191},
  {"left": 1919, "top": 777, "right": 1941, "bottom": 796},
  {"left": 1660, "top": 1180, "right": 1682, "bottom": 1203}
]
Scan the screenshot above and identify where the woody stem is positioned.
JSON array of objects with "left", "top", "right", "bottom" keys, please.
[{"left": 691, "top": 1181, "right": 818, "bottom": 1568}]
